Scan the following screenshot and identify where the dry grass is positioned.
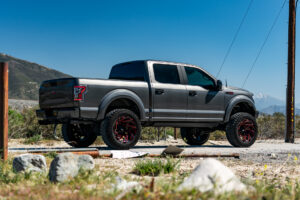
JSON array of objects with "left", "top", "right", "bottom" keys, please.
[{"left": 0, "top": 155, "right": 300, "bottom": 199}]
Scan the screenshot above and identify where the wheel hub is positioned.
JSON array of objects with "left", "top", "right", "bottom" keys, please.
[
  {"left": 237, "top": 119, "right": 255, "bottom": 143},
  {"left": 113, "top": 115, "right": 137, "bottom": 144}
]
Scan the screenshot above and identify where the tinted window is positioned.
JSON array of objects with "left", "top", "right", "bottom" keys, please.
[
  {"left": 109, "top": 61, "right": 146, "bottom": 81},
  {"left": 153, "top": 64, "right": 180, "bottom": 84},
  {"left": 184, "top": 67, "right": 215, "bottom": 90}
]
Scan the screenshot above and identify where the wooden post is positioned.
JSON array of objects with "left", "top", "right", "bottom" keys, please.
[
  {"left": 174, "top": 128, "right": 177, "bottom": 140},
  {"left": 0, "top": 62, "right": 8, "bottom": 161},
  {"left": 285, "top": 0, "right": 296, "bottom": 143}
]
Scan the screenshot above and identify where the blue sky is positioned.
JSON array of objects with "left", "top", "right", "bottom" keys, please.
[{"left": 0, "top": 0, "right": 299, "bottom": 103}]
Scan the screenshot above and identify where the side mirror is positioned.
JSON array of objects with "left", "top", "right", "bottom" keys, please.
[{"left": 216, "top": 80, "right": 223, "bottom": 90}]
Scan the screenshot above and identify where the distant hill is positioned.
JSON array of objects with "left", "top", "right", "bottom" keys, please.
[
  {"left": 260, "top": 105, "right": 300, "bottom": 115},
  {"left": 253, "top": 93, "right": 285, "bottom": 110},
  {"left": 253, "top": 92, "right": 300, "bottom": 115},
  {"left": 0, "top": 53, "right": 72, "bottom": 100}
]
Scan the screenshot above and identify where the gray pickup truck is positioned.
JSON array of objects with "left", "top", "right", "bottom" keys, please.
[{"left": 37, "top": 60, "right": 258, "bottom": 149}]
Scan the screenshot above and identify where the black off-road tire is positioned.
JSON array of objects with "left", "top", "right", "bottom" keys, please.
[
  {"left": 100, "top": 109, "right": 141, "bottom": 150},
  {"left": 180, "top": 128, "right": 210, "bottom": 145},
  {"left": 225, "top": 112, "right": 258, "bottom": 147},
  {"left": 62, "top": 123, "right": 98, "bottom": 148}
]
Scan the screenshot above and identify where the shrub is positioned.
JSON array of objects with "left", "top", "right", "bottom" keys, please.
[
  {"left": 8, "top": 108, "right": 25, "bottom": 138},
  {"left": 23, "top": 134, "right": 41, "bottom": 144},
  {"left": 133, "top": 158, "right": 180, "bottom": 176},
  {"left": 8, "top": 107, "right": 61, "bottom": 140},
  {"left": 210, "top": 130, "right": 226, "bottom": 140},
  {"left": 257, "top": 112, "right": 286, "bottom": 139}
]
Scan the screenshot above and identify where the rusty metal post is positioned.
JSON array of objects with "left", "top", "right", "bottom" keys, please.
[
  {"left": 174, "top": 128, "right": 177, "bottom": 140},
  {"left": 0, "top": 62, "right": 8, "bottom": 161},
  {"left": 285, "top": 0, "right": 296, "bottom": 143}
]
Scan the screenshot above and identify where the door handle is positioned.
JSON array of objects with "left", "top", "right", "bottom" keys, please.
[
  {"left": 155, "top": 89, "right": 164, "bottom": 95},
  {"left": 189, "top": 91, "right": 197, "bottom": 96}
]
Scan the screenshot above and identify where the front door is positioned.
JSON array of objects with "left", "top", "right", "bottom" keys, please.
[{"left": 183, "top": 66, "right": 225, "bottom": 122}]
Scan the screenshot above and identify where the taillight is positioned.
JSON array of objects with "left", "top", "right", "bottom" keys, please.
[{"left": 74, "top": 86, "right": 86, "bottom": 101}]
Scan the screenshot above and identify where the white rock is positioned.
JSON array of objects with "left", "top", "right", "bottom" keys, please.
[
  {"left": 113, "top": 176, "right": 142, "bottom": 191},
  {"left": 13, "top": 154, "right": 46, "bottom": 173},
  {"left": 167, "top": 135, "right": 174, "bottom": 140},
  {"left": 177, "top": 158, "right": 246, "bottom": 193},
  {"left": 270, "top": 153, "right": 277, "bottom": 159},
  {"left": 49, "top": 153, "right": 95, "bottom": 183},
  {"left": 77, "top": 155, "right": 95, "bottom": 170}
]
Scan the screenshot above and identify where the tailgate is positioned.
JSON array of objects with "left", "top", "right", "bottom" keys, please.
[{"left": 39, "top": 78, "right": 78, "bottom": 109}]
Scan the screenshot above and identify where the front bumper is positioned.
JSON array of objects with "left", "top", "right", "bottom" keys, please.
[{"left": 36, "top": 108, "right": 80, "bottom": 125}]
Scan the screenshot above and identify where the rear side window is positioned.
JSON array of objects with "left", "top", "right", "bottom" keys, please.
[
  {"left": 109, "top": 61, "right": 146, "bottom": 81},
  {"left": 153, "top": 64, "right": 180, "bottom": 84},
  {"left": 184, "top": 66, "right": 215, "bottom": 90}
]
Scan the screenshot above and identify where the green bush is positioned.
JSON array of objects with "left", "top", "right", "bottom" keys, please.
[
  {"left": 257, "top": 112, "right": 286, "bottom": 139},
  {"left": 141, "top": 127, "right": 179, "bottom": 141},
  {"left": 133, "top": 158, "right": 180, "bottom": 176},
  {"left": 23, "top": 134, "right": 41, "bottom": 144},
  {"left": 210, "top": 130, "right": 226, "bottom": 140},
  {"left": 8, "top": 107, "right": 61, "bottom": 140}
]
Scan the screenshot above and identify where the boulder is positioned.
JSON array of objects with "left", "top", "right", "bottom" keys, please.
[
  {"left": 49, "top": 153, "right": 95, "bottom": 183},
  {"left": 162, "top": 145, "right": 183, "bottom": 156},
  {"left": 177, "top": 158, "right": 246, "bottom": 193},
  {"left": 77, "top": 154, "right": 95, "bottom": 170},
  {"left": 13, "top": 154, "right": 46, "bottom": 173}
]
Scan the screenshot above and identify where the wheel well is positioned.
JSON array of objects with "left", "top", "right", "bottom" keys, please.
[
  {"left": 230, "top": 102, "right": 255, "bottom": 117},
  {"left": 105, "top": 98, "right": 141, "bottom": 119}
]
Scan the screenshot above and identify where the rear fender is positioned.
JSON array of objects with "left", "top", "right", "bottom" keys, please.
[{"left": 96, "top": 89, "right": 146, "bottom": 120}]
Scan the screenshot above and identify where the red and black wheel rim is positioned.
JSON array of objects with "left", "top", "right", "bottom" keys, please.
[
  {"left": 70, "top": 124, "right": 89, "bottom": 142},
  {"left": 112, "top": 115, "right": 137, "bottom": 144},
  {"left": 237, "top": 119, "right": 256, "bottom": 144}
]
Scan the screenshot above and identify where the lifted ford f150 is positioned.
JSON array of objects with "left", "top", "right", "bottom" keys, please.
[{"left": 37, "top": 60, "right": 258, "bottom": 149}]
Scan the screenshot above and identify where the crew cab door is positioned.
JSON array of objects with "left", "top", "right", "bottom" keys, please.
[
  {"left": 182, "top": 66, "right": 225, "bottom": 122},
  {"left": 148, "top": 62, "right": 188, "bottom": 121}
]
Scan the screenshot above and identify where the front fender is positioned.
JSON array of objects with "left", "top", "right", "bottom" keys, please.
[
  {"left": 97, "top": 89, "right": 146, "bottom": 120},
  {"left": 224, "top": 95, "right": 256, "bottom": 123}
]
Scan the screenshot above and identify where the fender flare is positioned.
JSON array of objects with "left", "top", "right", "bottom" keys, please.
[
  {"left": 97, "top": 89, "right": 146, "bottom": 120},
  {"left": 224, "top": 95, "right": 256, "bottom": 123}
]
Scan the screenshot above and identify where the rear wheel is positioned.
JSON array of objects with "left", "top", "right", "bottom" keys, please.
[
  {"left": 225, "top": 112, "right": 258, "bottom": 147},
  {"left": 100, "top": 109, "right": 141, "bottom": 150},
  {"left": 62, "top": 123, "right": 98, "bottom": 148},
  {"left": 180, "top": 128, "right": 210, "bottom": 145}
]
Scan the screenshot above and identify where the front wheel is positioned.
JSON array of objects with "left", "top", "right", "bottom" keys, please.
[
  {"left": 100, "top": 109, "right": 141, "bottom": 150},
  {"left": 226, "top": 112, "right": 258, "bottom": 147},
  {"left": 62, "top": 123, "right": 98, "bottom": 148},
  {"left": 180, "top": 128, "right": 210, "bottom": 145}
]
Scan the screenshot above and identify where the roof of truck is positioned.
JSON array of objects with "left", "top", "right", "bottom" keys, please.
[{"left": 115, "top": 60, "right": 199, "bottom": 68}]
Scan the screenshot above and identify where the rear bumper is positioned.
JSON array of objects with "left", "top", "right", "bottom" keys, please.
[{"left": 36, "top": 108, "right": 80, "bottom": 125}]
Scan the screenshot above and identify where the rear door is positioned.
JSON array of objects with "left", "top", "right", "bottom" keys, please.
[
  {"left": 182, "top": 66, "right": 225, "bottom": 122},
  {"left": 148, "top": 62, "right": 188, "bottom": 121}
]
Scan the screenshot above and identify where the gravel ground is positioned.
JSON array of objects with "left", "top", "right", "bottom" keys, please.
[
  {"left": 9, "top": 138, "right": 300, "bottom": 164},
  {"left": 8, "top": 138, "right": 300, "bottom": 181},
  {"left": 94, "top": 157, "right": 300, "bottom": 181}
]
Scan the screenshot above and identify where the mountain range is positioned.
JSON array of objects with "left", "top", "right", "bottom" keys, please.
[
  {"left": 0, "top": 53, "right": 72, "bottom": 100},
  {"left": 253, "top": 92, "right": 300, "bottom": 115}
]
